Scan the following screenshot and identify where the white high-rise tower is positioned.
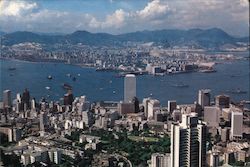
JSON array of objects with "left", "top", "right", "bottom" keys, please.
[
  {"left": 171, "top": 113, "right": 207, "bottom": 167},
  {"left": 124, "top": 74, "right": 136, "bottom": 103}
]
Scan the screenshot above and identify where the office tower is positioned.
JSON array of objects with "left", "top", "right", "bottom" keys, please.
[
  {"left": 31, "top": 98, "right": 36, "bottom": 110},
  {"left": 147, "top": 99, "right": 160, "bottom": 119},
  {"left": 198, "top": 89, "right": 211, "bottom": 109},
  {"left": 13, "top": 128, "right": 22, "bottom": 142},
  {"left": 3, "top": 90, "right": 11, "bottom": 108},
  {"left": 82, "top": 111, "right": 94, "bottom": 127},
  {"left": 231, "top": 111, "right": 243, "bottom": 140},
  {"left": 204, "top": 106, "right": 220, "bottom": 127},
  {"left": 151, "top": 153, "right": 170, "bottom": 167},
  {"left": 143, "top": 98, "right": 151, "bottom": 118},
  {"left": 215, "top": 95, "right": 230, "bottom": 108},
  {"left": 22, "top": 89, "right": 30, "bottom": 108},
  {"left": 40, "top": 112, "right": 46, "bottom": 131},
  {"left": 168, "top": 100, "right": 177, "bottom": 113},
  {"left": 118, "top": 101, "right": 135, "bottom": 115},
  {"left": 132, "top": 97, "right": 140, "bottom": 113},
  {"left": 124, "top": 74, "right": 136, "bottom": 103},
  {"left": 220, "top": 127, "right": 230, "bottom": 142},
  {"left": 171, "top": 113, "right": 207, "bottom": 167}
]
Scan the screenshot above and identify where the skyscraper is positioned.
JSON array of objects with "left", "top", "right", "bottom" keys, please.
[
  {"left": 231, "top": 111, "right": 243, "bottom": 140},
  {"left": 3, "top": 90, "right": 11, "bottom": 108},
  {"left": 171, "top": 113, "right": 207, "bottom": 167},
  {"left": 151, "top": 153, "right": 170, "bottom": 167},
  {"left": 22, "top": 89, "right": 30, "bottom": 109},
  {"left": 198, "top": 89, "right": 211, "bottom": 109},
  {"left": 215, "top": 95, "right": 230, "bottom": 108},
  {"left": 168, "top": 100, "right": 177, "bottom": 113},
  {"left": 124, "top": 74, "right": 136, "bottom": 103}
]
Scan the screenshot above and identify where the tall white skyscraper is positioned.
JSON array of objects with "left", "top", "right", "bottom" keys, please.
[
  {"left": 124, "top": 74, "right": 136, "bottom": 103},
  {"left": 198, "top": 89, "right": 211, "bottom": 109},
  {"left": 3, "top": 90, "right": 12, "bottom": 107},
  {"left": 171, "top": 113, "right": 207, "bottom": 167},
  {"left": 231, "top": 111, "right": 243, "bottom": 139}
]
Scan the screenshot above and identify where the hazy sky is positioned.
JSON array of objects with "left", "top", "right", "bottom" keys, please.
[{"left": 0, "top": 0, "right": 249, "bottom": 36}]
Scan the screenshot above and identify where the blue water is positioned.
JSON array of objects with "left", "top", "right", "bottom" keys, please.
[{"left": 0, "top": 58, "right": 249, "bottom": 105}]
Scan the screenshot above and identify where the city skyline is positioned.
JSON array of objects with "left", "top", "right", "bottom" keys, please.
[{"left": 0, "top": 0, "right": 249, "bottom": 166}]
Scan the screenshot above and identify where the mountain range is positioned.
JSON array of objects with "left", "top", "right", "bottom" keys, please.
[{"left": 1, "top": 28, "right": 249, "bottom": 49}]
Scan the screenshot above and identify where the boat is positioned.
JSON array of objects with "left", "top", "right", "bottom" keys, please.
[
  {"left": 226, "top": 88, "right": 247, "bottom": 94},
  {"left": 77, "top": 74, "right": 81, "bottom": 76},
  {"left": 113, "top": 91, "right": 116, "bottom": 94},
  {"left": 45, "top": 86, "right": 50, "bottom": 90},
  {"left": 62, "top": 83, "right": 72, "bottom": 90},
  {"left": 199, "top": 69, "right": 216, "bottom": 73},
  {"left": 47, "top": 75, "right": 53, "bottom": 79},
  {"left": 8, "top": 67, "right": 16, "bottom": 71},
  {"left": 66, "top": 73, "right": 71, "bottom": 77},
  {"left": 171, "top": 83, "right": 189, "bottom": 88}
]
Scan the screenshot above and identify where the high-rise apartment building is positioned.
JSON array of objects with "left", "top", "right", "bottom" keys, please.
[{"left": 171, "top": 113, "right": 207, "bottom": 167}]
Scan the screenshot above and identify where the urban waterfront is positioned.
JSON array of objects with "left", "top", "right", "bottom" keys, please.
[{"left": 0, "top": 56, "right": 249, "bottom": 104}]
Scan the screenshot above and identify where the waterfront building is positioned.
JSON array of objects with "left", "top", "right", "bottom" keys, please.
[
  {"left": 198, "top": 89, "right": 211, "bottom": 109},
  {"left": 3, "top": 90, "right": 11, "bottom": 108},
  {"left": 124, "top": 74, "right": 136, "bottom": 103},
  {"left": 168, "top": 100, "right": 177, "bottom": 113},
  {"left": 215, "top": 95, "right": 230, "bottom": 108}
]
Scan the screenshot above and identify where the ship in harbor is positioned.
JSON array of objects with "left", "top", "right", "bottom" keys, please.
[
  {"left": 170, "top": 82, "right": 189, "bottom": 88},
  {"left": 62, "top": 83, "right": 72, "bottom": 90}
]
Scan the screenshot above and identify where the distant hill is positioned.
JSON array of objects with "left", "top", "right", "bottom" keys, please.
[{"left": 1, "top": 28, "right": 249, "bottom": 49}]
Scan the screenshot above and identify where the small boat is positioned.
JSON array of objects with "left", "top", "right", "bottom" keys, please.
[
  {"left": 8, "top": 67, "right": 16, "bottom": 71},
  {"left": 171, "top": 83, "right": 189, "bottom": 88},
  {"left": 47, "top": 75, "right": 53, "bottom": 79},
  {"left": 45, "top": 86, "right": 50, "bottom": 90},
  {"left": 226, "top": 88, "right": 247, "bottom": 94},
  {"left": 66, "top": 73, "right": 71, "bottom": 77},
  {"left": 62, "top": 83, "right": 72, "bottom": 90},
  {"left": 113, "top": 91, "right": 116, "bottom": 94},
  {"left": 77, "top": 74, "right": 81, "bottom": 76},
  {"left": 109, "top": 80, "right": 112, "bottom": 83}
]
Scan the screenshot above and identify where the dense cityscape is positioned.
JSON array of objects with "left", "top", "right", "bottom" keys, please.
[
  {"left": 0, "top": 73, "right": 250, "bottom": 166},
  {"left": 0, "top": 0, "right": 250, "bottom": 167}
]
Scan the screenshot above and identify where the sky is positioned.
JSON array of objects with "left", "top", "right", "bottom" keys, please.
[{"left": 0, "top": 0, "right": 249, "bottom": 36}]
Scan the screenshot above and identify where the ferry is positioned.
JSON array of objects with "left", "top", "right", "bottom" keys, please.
[{"left": 62, "top": 83, "right": 72, "bottom": 90}]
